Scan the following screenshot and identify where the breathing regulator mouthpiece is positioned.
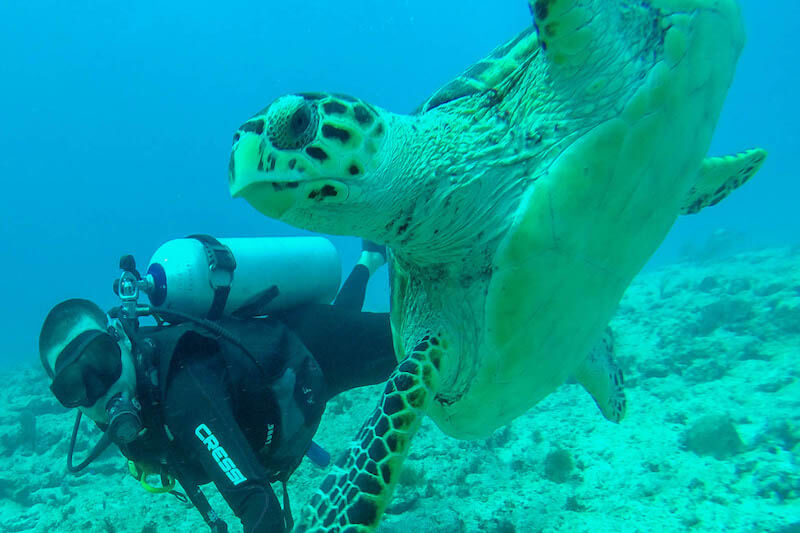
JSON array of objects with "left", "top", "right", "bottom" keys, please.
[
  {"left": 106, "top": 392, "right": 142, "bottom": 445},
  {"left": 65, "top": 392, "right": 143, "bottom": 473}
]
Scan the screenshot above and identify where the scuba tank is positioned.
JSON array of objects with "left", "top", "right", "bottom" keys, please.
[{"left": 143, "top": 235, "right": 341, "bottom": 320}]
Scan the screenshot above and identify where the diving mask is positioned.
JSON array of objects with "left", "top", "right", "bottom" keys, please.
[{"left": 50, "top": 329, "right": 122, "bottom": 408}]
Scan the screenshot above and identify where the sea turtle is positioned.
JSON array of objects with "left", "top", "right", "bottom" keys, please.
[{"left": 228, "top": 0, "right": 765, "bottom": 530}]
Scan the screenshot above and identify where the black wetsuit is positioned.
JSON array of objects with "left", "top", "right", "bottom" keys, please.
[{"left": 122, "top": 265, "right": 395, "bottom": 533}]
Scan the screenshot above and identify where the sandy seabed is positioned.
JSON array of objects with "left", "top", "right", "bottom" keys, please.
[{"left": 1, "top": 246, "right": 798, "bottom": 533}]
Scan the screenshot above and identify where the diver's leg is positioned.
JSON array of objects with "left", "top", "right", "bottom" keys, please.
[
  {"left": 333, "top": 264, "right": 370, "bottom": 310},
  {"left": 279, "top": 304, "right": 396, "bottom": 400},
  {"left": 333, "top": 240, "right": 387, "bottom": 310},
  {"left": 315, "top": 308, "right": 396, "bottom": 400}
]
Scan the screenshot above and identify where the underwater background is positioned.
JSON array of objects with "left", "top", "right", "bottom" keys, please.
[{"left": 0, "top": 1, "right": 797, "bottom": 531}]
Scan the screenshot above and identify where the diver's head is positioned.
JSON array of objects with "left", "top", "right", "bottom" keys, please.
[{"left": 39, "top": 298, "right": 137, "bottom": 425}]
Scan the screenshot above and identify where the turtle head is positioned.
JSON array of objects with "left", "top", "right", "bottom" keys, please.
[{"left": 228, "top": 92, "right": 390, "bottom": 231}]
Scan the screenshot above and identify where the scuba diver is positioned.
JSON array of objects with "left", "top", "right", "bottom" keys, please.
[{"left": 38, "top": 236, "right": 395, "bottom": 533}]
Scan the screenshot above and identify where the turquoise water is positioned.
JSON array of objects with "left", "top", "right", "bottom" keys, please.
[{"left": 0, "top": 1, "right": 797, "bottom": 531}]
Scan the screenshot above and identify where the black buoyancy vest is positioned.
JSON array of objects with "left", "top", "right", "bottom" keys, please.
[{"left": 121, "top": 316, "right": 327, "bottom": 482}]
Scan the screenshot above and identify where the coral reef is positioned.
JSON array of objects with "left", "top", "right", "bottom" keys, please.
[{"left": 683, "top": 414, "right": 744, "bottom": 459}]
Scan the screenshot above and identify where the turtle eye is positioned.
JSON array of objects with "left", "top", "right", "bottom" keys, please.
[
  {"left": 268, "top": 100, "right": 319, "bottom": 150},
  {"left": 290, "top": 105, "right": 311, "bottom": 136}
]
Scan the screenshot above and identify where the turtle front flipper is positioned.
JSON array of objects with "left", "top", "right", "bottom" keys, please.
[
  {"left": 419, "top": 26, "right": 539, "bottom": 113},
  {"left": 573, "top": 327, "right": 626, "bottom": 423},
  {"left": 295, "top": 336, "right": 444, "bottom": 532}
]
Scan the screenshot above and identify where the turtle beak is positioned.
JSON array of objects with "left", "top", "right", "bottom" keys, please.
[
  {"left": 235, "top": 182, "right": 299, "bottom": 219},
  {"left": 228, "top": 132, "right": 352, "bottom": 220},
  {"left": 228, "top": 133, "right": 262, "bottom": 199},
  {"left": 228, "top": 133, "right": 297, "bottom": 218}
]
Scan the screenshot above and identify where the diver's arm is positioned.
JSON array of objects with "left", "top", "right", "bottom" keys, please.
[{"left": 164, "top": 356, "right": 286, "bottom": 533}]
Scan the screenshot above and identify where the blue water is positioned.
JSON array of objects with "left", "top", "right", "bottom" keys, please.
[{"left": 0, "top": 0, "right": 796, "bottom": 370}]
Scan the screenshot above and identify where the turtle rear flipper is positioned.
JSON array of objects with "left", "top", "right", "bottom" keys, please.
[
  {"left": 297, "top": 336, "right": 444, "bottom": 532},
  {"left": 573, "top": 328, "right": 626, "bottom": 423},
  {"left": 681, "top": 148, "right": 767, "bottom": 214}
]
